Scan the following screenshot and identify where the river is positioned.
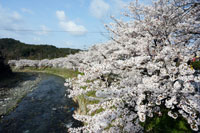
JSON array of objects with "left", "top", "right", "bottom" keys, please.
[{"left": 0, "top": 73, "right": 82, "bottom": 133}]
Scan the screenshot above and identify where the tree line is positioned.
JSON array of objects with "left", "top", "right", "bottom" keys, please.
[{"left": 0, "top": 38, "right": 81, "bottom": 61}]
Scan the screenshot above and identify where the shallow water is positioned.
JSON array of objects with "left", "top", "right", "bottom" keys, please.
[{"left": 0, "top": 73, "right": 82, "bottom": 133}]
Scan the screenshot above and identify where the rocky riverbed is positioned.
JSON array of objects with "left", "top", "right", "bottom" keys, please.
[
  {"left": 0, "top": 72, "right": 42, "bottom": 116},
  {"left": 0, "top": 73, "right": 82, "bottom": 132}
]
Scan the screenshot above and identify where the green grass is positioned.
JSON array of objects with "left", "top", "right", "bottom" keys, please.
[
  {"left": 80, "top": 86, "right": 87, "bottom": 90},
  {"left": 141, "top": 109, "right": 193, "bottom": 133},
  {"left": 91, "top": 107, "right": 105, "bottom": 116},
  {"left": 104, "top": 123, "right": 113, "bottom": 130},
  {"left": 75, "top": 94, "right": 88, "bottom": 115},
  {"left": 191, "top": 61, "right": 200, "bottom": 70},
  {"left": 86, "top": 90, "right": 96, "bottom": 97},
  {"left": 87, "top": 99, "right": 100, "bottom": 104},
  {"left": 13, "top": 67, "right": 83, "bottom": 79},
  {"left": 86, "top": 79, "right": 95, "bottom": 83},
  {"left": 75, "top": 93, "right": 100, "bottom": 115}
]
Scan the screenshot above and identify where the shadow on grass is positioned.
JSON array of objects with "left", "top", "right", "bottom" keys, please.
[
  {"left": 0, "top": 72, "right": 38, "bottom": 89},
  {"left": 140, "top": 108, "right": 194, "bottom": 133}
]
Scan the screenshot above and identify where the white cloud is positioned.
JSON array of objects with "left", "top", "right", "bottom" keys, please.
[
  {"left": 21, "top": 8, "right": 34, "bottom": 14},
  {"left": 90, "top": 0, "right": 110, "bottom": 19},
  {"left": 56, "top": 10, "right": 87, "bottom": 36},
  {"left": 12, "top": 11, "right": 22, "bottom": 20},
  {"left": 110, "top": 0, "right": 129, "bottom": 16},
  {"left": 111, "top": 0, "right": 127, "bottom": 10},
  {"left": 0, "top": 4, "right": 46, "bottom": 42},
  {"left": 89, "top": 0, "right": 130, "bottom": 19},
  {"left": 35, "top": 25, "right": 50, "bottom": 35},
  {"left": 0, "top": 4, "right": 23, "bottom": 30},
  {"left": 59, "top": 21, "right": 87, "bottom": 35},
  {"left": 56, "top": 10, "right": 67, "bottom": 21}
]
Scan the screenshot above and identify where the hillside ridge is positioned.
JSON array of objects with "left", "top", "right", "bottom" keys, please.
[{"left": 0, "top": 38, "right": 81, "bottom": 60}]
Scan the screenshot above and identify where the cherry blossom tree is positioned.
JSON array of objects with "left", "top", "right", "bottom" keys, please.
[
  {"left": 67, "top": 0, "right": 200, "bottom": 132},
  {"left": 7, "top": 0, "right": 200, "bottom": 132}
]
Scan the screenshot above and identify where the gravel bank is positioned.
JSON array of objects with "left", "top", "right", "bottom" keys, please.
[{"left": 0, "top": 73, "right": 42, "bottom": 117}]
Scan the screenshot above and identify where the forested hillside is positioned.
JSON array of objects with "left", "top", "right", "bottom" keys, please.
[{"left": 0, "top": 38, "right": 81, "bottom": 60}]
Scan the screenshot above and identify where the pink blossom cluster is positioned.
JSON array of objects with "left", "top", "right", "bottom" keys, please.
[{"left": 67, "top": 0, "right": 200, "bottom": 132}]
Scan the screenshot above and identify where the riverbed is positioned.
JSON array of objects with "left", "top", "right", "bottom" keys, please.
[{"left": 0, "top": 73, "right": 82, "bottom": 133}]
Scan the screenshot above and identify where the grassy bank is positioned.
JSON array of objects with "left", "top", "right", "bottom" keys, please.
[
  {"left": 12, "top": 67, "right": 83, "bottom": 79},
  {"left": 12, "top": 67, "right": 193, "bottom": 132}
]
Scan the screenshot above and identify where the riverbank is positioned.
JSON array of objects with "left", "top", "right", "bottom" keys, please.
[
  {"left": 12, "top": 67, "right": 82, "bottom": 79},
  {"left": 13, "top": 67, "right": 88, "bottom": 115},
  {"left": 0, "top": 72, "right": 42, "bottom": 117},
  {"left": 0, "top": 73, "right": 83, "bottom": 132},
  {"left": 5, "top": 67, "right": 193, "bottom": 132}
]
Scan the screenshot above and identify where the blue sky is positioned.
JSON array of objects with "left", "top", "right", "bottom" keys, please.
[{"left": 0, "top": 0, "right": 152, "bottom": 49}]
